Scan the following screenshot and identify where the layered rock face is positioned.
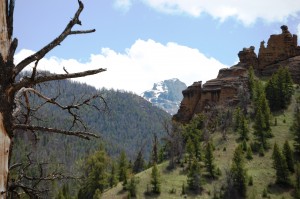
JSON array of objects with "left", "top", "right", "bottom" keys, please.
[
  {"left": 173, "top": 67, "right": 248, "bottom": 123},
  {"left": 238, "top": 25, "right": 300, "bottom": 83},
  {"left": 174, "top": 26, "right": 300, "bottom": 123},
  {"left": 258, "top": 25, "right": 300, "bottom": 69}
]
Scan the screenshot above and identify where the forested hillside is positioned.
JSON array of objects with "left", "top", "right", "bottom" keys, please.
[
  {"left": 102, "top": 68, "right": 300, "bottom": 199},
  {"left": 10, "top": 76, "right": 171, "bottom": 197}
]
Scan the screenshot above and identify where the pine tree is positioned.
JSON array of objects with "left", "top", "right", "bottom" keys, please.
[
  {"left": 265, "top": 75, "right": 280, "bottom": 111},
  {"left": 238, "top": 114, "right": 249, "bottom": 141},
  {"left": 205, "top": 142, "right": 216, "bottom": 178},
  {"left": 282, "top": 140, "right": 294, "bottom": 173},
  {"left": 109, "top": 163, "right": 118, "bottom": 188},
  {"left": 278, "top": 67, "right": 294, "bottom": 109},
  {"left": 127, "top": 177, "right": 139, "bottom": 197},
  {"left": 231, "top": 146, "right": 247, "bottom": 198},
  {"left": 241, "top": 139, "right": 248, "bottom": 151},
  {"left": 151, "top": 163, "right": 161, "bottom": 194},
  {"left": 186, "top": 137, "right": 195, "bottom": 169},
  {"left": 133, "top": 149, "right": 145, "bottom": 173},
  {"left": 253, "top": 105, "right": 268, "bottom": 149},
  {"left": 187, "top": 159, "right": 203, "bottom": 194},
  {"left": 183, "top": 116, "right": 203, "bottom": 161},
  {"left": 118, "top": 150, "right": 129, "bottom": 186},
  {"left": 56, "top": 184, "right": 72, "bottom": 199},
  {"left": 181, "top": 182, "right": 186, "bottom": 195},
  {"left": 152, "top": 133, "right": 159, "bottom": 165},
  {"left": 260, "top": 93, "right": 271, "bottom": 135},
  {"left": 158, "top": 146, "right": 165, "bottom": 163},
  {"left": 292, "top": 97, "right": 300, "bottom": 154},
  {"left": 246, "top": 146, "right": 253, "bottom": 160},
  {"left": 272, "top": 143, "right": 290, "bottom": 185},
  {"left": 78, "top": 148, "right": 110, "bottom": 198},
  {"left": 252, "top": 80, "right": 272, "bottom": 149},
  {"left": 265, "top": 67, "right": 294, "bottom": 112},
  {"left": 295, "top": 163, "right": 300, "bottom": 198},
  {"left": 233, "top": 107, "right": 242, "bottom": 132}
]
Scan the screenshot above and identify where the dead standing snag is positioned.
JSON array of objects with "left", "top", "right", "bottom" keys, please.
[{"left": 0, "top": 0, "right": 106, "bottom": 198}]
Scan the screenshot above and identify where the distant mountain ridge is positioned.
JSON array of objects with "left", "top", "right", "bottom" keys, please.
[{"left": 142, "top": 78, "right": 187, "bottom": 115}]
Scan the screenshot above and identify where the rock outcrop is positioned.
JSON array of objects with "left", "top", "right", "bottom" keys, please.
[
  {"left": 258, "top": 25, "right": 300, "bottom": 69},
  {"left": 173, "top": 67, "right": 248, "bottom": 123},
  {"left": 174, "top": 25, "right": 300, "bottom": 123},
  {"left": 237, "top": 25, "right": 300, "bottom": 81}
]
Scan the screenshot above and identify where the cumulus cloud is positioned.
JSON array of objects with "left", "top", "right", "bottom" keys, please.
[
  {"left": 123, "top": 0, "right": 300, "bottom": 25},
  {"left": 114, "top": 0, "right": 132, "bottom": 12},
  {"left": 15, "top": 39, "right": 227, "bottom": 94}
]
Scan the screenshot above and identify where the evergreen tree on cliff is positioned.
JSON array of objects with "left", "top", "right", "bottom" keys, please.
[
  {"left": 266, "top": 67, "right": 294, "bottom": 112},
  {"left": 0, "top": 1, "right": 106, "bottom": 198}
]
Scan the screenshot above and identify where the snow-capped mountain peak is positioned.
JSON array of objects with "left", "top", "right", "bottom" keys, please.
[{"left": 141, "top": 78, "right": 187, "bottom": 115}]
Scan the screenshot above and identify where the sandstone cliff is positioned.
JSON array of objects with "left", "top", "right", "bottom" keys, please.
[{"left": 173, "top": 26, "right": 300, "bottom": 123}]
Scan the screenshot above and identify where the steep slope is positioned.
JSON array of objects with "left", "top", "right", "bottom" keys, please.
[
  {"left": 142, "top": 78, "right": 187, "bottom": 115},
  {"left": 11, "top": 78, "right": 171, "bottom": 172},
  {"left": 103, "top": 87, "right": 300, "bottom": 199}
]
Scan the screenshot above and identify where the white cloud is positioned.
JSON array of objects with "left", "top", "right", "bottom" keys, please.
[
  {"left": 136, "top": 0, "right": 300, "bottom": 25},
  {"left": 114, "top": 0, "right": 132, "bottom": 12},
  {"left": 14, "top": 39, "right": 227, "bottom": 94}
]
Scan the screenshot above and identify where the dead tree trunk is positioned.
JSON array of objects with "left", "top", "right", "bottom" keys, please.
[
  {"left": 0, "top": 0, "right": 106, "bottom": 198},
  {"left": 0, "top": 0, "right": 13, "bottom": 198}
]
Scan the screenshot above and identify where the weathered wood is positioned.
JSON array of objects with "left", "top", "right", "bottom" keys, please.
[
  {"left": 0, "top": 0, "right": 9, "bottom": 61},
  {"left": 0, "top": 114, "right": 11, "bottom": 199},
  {"left": 0, "top": 1, "right": 11, "bottom": 198}
]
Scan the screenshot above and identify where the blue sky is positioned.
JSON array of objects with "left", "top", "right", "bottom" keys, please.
[{"left": 14, "top": 0, "right": 300, "bottom": 94}]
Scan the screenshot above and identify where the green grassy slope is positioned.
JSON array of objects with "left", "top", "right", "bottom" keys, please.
[{"left": 103, "top": 86, "right": 300, "bottom": 199}]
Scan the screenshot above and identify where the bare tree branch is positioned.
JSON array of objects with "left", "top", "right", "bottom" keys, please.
[
  {"left": 15, "top": 87, "right": 105, "bottom": 112},
  {"left": 13, "top": 124, "right": 99, "bottom": 140},
  {"left": 7, "top": 38, "right": 17, "bottom": 63},
  {"left": 9, "top": 154, "right": 80, "bottom": 198},
  {"left": 30, "top": 60, "right": 39, "bottom": 81},
  {"left": 70, "top": 30, "right": 95, "bottom": 35},
  {"left": 13, "top": 0, "right": 95, "bottom": 77},
  {"left": 12, "top": 68, "right": 106, "bottom": 93}
]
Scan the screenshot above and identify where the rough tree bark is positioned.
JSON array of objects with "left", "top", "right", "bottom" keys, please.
[
  {"left": 0, "top": 1, "right": 13, "bottom": 197},
  {"left": 0, "top": 1, "right": 106, "bottom": 198}
]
